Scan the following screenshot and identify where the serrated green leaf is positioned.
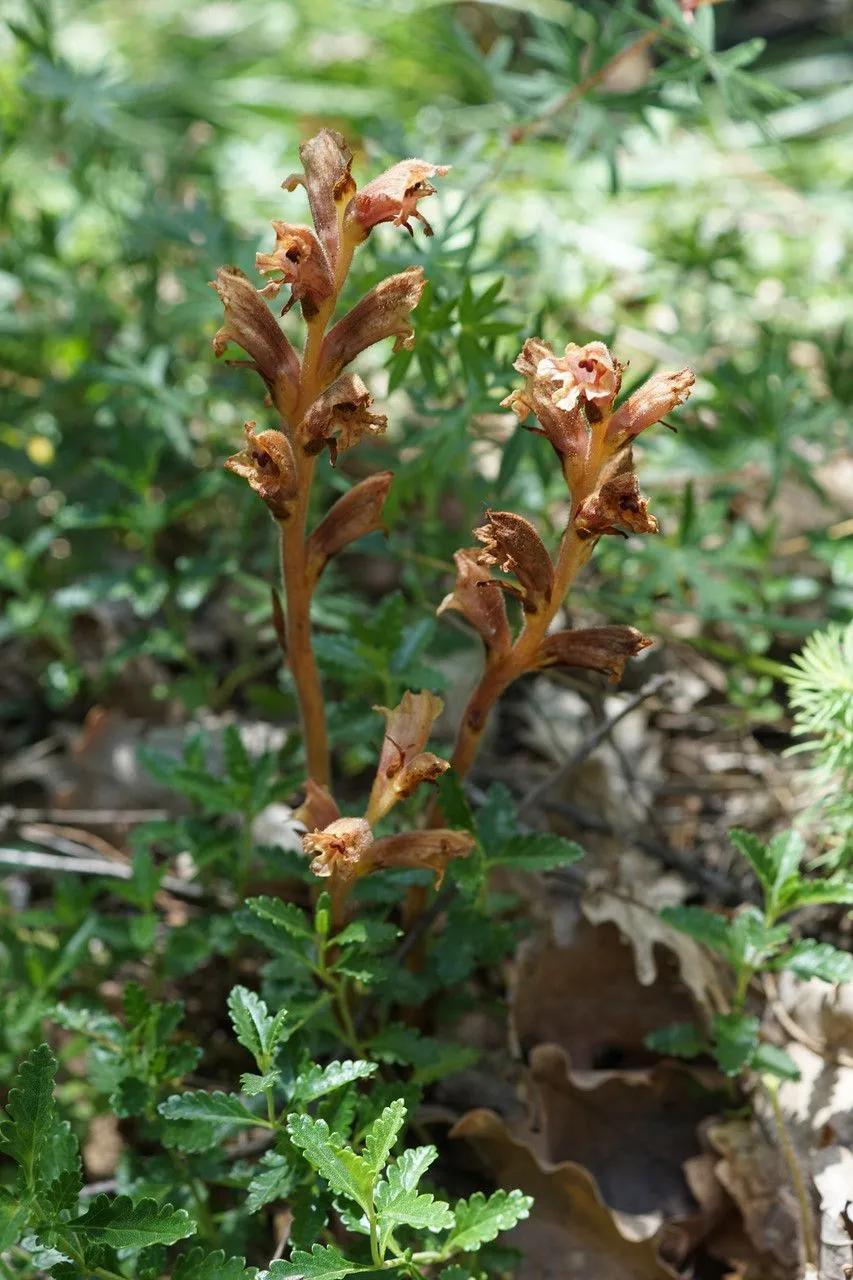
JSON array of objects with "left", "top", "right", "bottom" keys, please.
[
  {"left": 711, "top": 1013, "right": 759, "bottom": 1076},
  {"left": 333, "top": 920, "right": 401, "bottom": 952},
  {"left": 363, "top": 1099, "right": 406, "bottom": 1174},
  {"left": 0, "top": 1044, "right": 58, "bottom": 1189},
  {"left": 446, "top": 1189, "right": 533, "bottom": 1253},
  {"left": 70, "top": 1194, "right": 196, "bottom": 1247},
  {"left": 291, "top": 1060, "right": 376, "bottom": 1104},
  {"left": 374, "top": 1152, "right": 453, "bottom": 1252},
  {"left": 728, "top": 829, "right": 776, "bottom": 894},
  {"left": 228, "top": 986, "right": 270, "bottom": 1063},
  {"left": 659, "top": 906, "right": 730, "bottom": 952},
  {"left": 246, "top": 1151, "right": 298, "bottom": 1215},
  {"left": 435, "top": 770, "right": 476, "bottom": 832},
  {"left": 0, "top": 1193, "right": 30, "bottom": 1252},
  {"left": 173, "top": 1246, "right": 258, "bottom": 1280},
  {"left": 778, "top": 879, "right": 853, "bottom": 910},
  {"left": 777, "top": 939, "right": 853, "bottom": 984},
  {"left": 752, "top": 1043, "right": 801, "bottom": 1081},
  {"left": 266, "top": 1243, "right": 373, "bottom": 1279},
  {"left": 158, "top": 1091, "right": 270, "bottom": 1150},
  {"left": 286, "top": 1115, "right": 373, "bottom": 1212},
  {"left": 387, "top": 1145, "right": 438, "bottom": 1192},
  {"left": 492, "top": 832, "right": 583, "bottom": 871},
  {"left": 644, "top": 1022, "right": 707, "bottom": 1059},
  {"left": 246, "top": 897, "right": 312, "bottom": 940},
  {"left": 240, "top": 1072, "right": 281, "bottom": 1098}
]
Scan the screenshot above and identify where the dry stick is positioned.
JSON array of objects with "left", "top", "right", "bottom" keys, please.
[{"left": 0, "top": 846, "right": 204, "bottom": 901}]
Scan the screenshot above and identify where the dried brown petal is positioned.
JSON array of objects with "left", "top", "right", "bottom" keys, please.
[
  {"left": 538, "top": 341, "right": 622, "bottom": 420},
  {"left": 367, "top": 690, "right": 447, "bottom": 823},
  {"left": 299, "top": 373, "right": 387, "bottom": 462},
  {"left": 294, "top": 779, "right": 340, "bottom": 832},
  {"left": 224, "top": 422, "right": 298, "bottom": 520},
  {"left": 303, "top": 816, "right": 373, "bottom": 881},
  {"left": 282, "top": 129, "right": 355, "bottom": 272},
  {"left": 211, "top": 266, "right": 300, "bottom": 416},
  {"left": 607, "top": 368, "right": 695, "bottom": 445},
  {"left": 437, "top": 548, "right": 512, "bottom": 661},
  {"left": 474, "top": 510, "right": 555, "bottom": 613},
  {"left": 575, "top": 461, "right": 659, "bottom": 538},
  {"left": 305, "top": 471, "right": 393, "bottom": 586},
  {"left": 256, "top": 222, "right": 334, "bottom": 319},
  {"left": 501, "top": 338, "right": 589, "bottom": 475},
  {"left": 367, "top": 829, "right": 475, "bottom": 888},
  {"left": 345, "top": 158, "right": 450, "bottom": 241},
  {"left": 319, "top": 267, "right": 425, "bottom": 383},
  {"left": 532, "top": 626, "right": 653, "bottom": 682}
]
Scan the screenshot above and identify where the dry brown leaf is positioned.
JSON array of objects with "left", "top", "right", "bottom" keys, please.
[
  {"left": 774, "top": 972, "right": 853, "bottom": 1061},
  {"left": 510, "top": 915, "right": 699, "bottom": 1069},
  {"left": 451, "top": 1108, "right": 679, "bottom": 1280},
  {"left": 813, "top": 1146, "right": 853, "bottom": 1280}
]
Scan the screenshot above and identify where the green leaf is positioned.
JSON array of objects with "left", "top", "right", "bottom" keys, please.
[
  {"left": 644, "top": 1022, "right": 707, "bottom": 1059},
  {"left": 491, "top": 833, "right": 583, "bottom": 871},
  {"left": 0, "top": 1044, "right": 58, "bottom": 1188},
  {"left": 158, "top": 1091, "right": 268, "bottom": 1150},
  {"left": 333, "top": 920, "right": 401, "bottom": 952},
  {"left": 70, "top": 1194, "right": 195, "bottom": 1247},
  {"left": 291, "top": 1060, "right": 377, "bottom": 1104},
  {"left": 374, "top": 1149, "right": 453, "bottom": 1251},
  {"left": 173, "top": 1247, "right": 258, "bottom": 1280},
  {"left": 241, "top": 1072, "right": 281, "bottom": 1098},
  {"left": 752, "top": 1043, "right": 801, "bottom": 1081},
  {"left": 435, "top": 769, "right": 476, "bottom": 832},
  {"left": 765, "top": 830, "right": 806, "bottom": 894},
  {"left": 363, "top": 1099, "right": 406, "bottom": 1174},
  {"left": 446, "top": 1189, "right": 533, "bottom": 1253},
  {"left": 386, "top": 1145, "right": 439, "bottom": 1192},
  {"left": 660, "top": 905, "right": 730, "bottom": 953},
  {"left": 728, "top": 828, "right": 776, "bottom": 895},
  {"left": 776, "top": 940, "right": 853, "bottom": 984},
  {"left": 246, "top": 897, "right": 313, "bottom": 940},
  {"left": 228, "top": 986, "right": 270, "bottom": 1063},
  {"left": 711, "top": 1013, "right": 759, "bottom": 1076},
  {"left": 246, "top": 1151, "right": 298, "bottom": 1214},
  {"left": 267, "top": 1244, "right": 374, "bottom": 1279},
  {"left": 286, "top": 1115, "right": 373, "bottom": 1212},
  {"left": 778, "top": 879, "right": 853, "bottom": 910}
]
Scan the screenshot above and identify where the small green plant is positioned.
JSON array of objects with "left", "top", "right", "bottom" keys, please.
[{"left": 648, "top": 827, "right": 853, "bottom": 1080}]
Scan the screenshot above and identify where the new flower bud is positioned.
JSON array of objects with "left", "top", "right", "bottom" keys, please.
[
  {"left": 437, "top": 549, "right": 512, "bottom": 662},
  {"left": 303, "top": 817, "right": 373, "bottom": 882},
  {"left": 304, "top": 471, "right": 393, "bottom": 587},
  {"left": 607, "top": 368, "right": 695, "bottom": 445},
  {"left": 368, "top": 829, "right": 475, "bottom": 888},
  {"left": 319, "top": 267, "right": 426, "bottom": 384},
  {"left": 224, "top": 422, "right": 298, "bottom": 521},
  {"left": 367, "top": 691, "right": 448, "bottom": 824},
  {"left": 474, "top": 510, "right": 554, "bottom": 614},
  {"left": 344, "top": 158, "right": 450, "bottom": 241},
  {"left": 211, "top": 266, "right": 300, "bottom": 416},
  {"left": 299, "top": 373, "right": 387, "bottom": 463},
  {"left": 256, "top": 223, "right": 334, "bottom": 319},
  {"left": 282, "top": 129, "right": 356, "bottom": 274},
  {"left": 532, "top": 625, "right": 653, "bottom": 682}
]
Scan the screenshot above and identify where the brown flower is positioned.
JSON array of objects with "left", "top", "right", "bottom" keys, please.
[
  {"left": 437, "top": 549, "right": 512, "bottom": 662},
  {"left": 304, "top": 471, "right": 393, "bottom": 587},
  {"left": 211, "top": 266, "right": 300, "bottom": 416},
  {"left": 607, "top": 368, "right": 694, "bottom": 446},
  {"left": 532, "top": 625, "right": 653, "bottom": 683},
  {"left": 537, "top": 341, "right": 622, "bottom": 422},
  {"left": 319, "top": 267, "right": 425, "bottom": 383},
  {"left": 303, "top": 817, "right": 373, "bottom": 881},
  {"left": 282, "top": 129, "right": 356, "bottom": 274},
  {"left": 256, "top": 223, "right": 334, "bottom": 319},
  {"left": 294, "top": 779, "right": 340, "bottom": 832},
  {"left": 299, "top": 373, "right": 387, "bottom": 462},
  {"left": 368, "top": 829, "right": 475, "bottom": 888},
  {"left": 575, "top": 456, "right": 659, "bottom": 538},
  {"left": 224, "top": 422, "right": 298, "bottom": 520},
  {"left": 474, "top": 511, "right": 554, "bottom": 614},
  {"left": 366, "top": 691, "right": 448, "bottom": 824},
  {"left": 501, "top": 338, "right": 588, "bottom": 474},
  {"left": 345, "top": 158, "right": 450, "bottom": 241}
]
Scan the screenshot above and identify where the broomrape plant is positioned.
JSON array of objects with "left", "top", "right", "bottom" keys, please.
[{"left": 2, "top": 129, "right": 701, "bottom": 1278}]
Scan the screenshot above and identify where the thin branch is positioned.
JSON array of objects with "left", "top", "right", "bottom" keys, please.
[{"left": 0, "top": 846, "right": 203, "bottom": 901}]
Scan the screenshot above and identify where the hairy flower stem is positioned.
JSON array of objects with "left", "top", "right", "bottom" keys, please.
[{"left": 450, "top": 522, "right": 595, "bottom": 779}]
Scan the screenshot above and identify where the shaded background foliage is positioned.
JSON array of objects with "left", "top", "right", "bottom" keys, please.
[{"left": 1, "top": 0, "right": 852, "bottom": 753}]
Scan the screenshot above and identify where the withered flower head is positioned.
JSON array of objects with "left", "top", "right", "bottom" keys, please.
[
  {"left": 305, "top": 471, "right": 393, "bottom": 588},
  {"left": 367, "top": 690, "right": 448, "bottom": 824},
  {"left": 303, "top": 817, "right": 373, "bottom": 882},
  {"left": 299, "top": 373, "right": 387, "bottom": 463},
  {"left": 474, "top": 510, "right": 554, "bottom": 614},
  {"left": 575, "top": 456, "right": 659, "bottom": 538},
  {"left": 368, "top": 829, "right": 475, "bottom": 889},
  {"left": 537, "top": 340, "right": 622, "bottom": 422},
  {"left": 211, "top": 266, "right": 300, "bottom": 416},
  {"left": 607, "top": 368, "right": 695, "bottom": 446},
  {"left": 224, "top": 422, "right": 298, "bottom": 521},
  {"left": 282, "top": 129, "right": 356, "bottom": 274},
  {"left": 294, "top": 779, "right": 340, "bottom": 832},
  {"left": 345, "top": 159, "right": 451, "bottom": 241},
  {"left": 256, "top": 223, "right": 334, "bottom": 319},
  {"left": 319, "top": 267, "right": 425, "bottom": 384},
  {"left": 533, "top": 625, "right": 653, "bottom": 683},
  {"left": 437, "top": 548, "right": 512, "bottom": 663},
  {"left": 501, "top": 338, "right": 587, "bottom": 472}
]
